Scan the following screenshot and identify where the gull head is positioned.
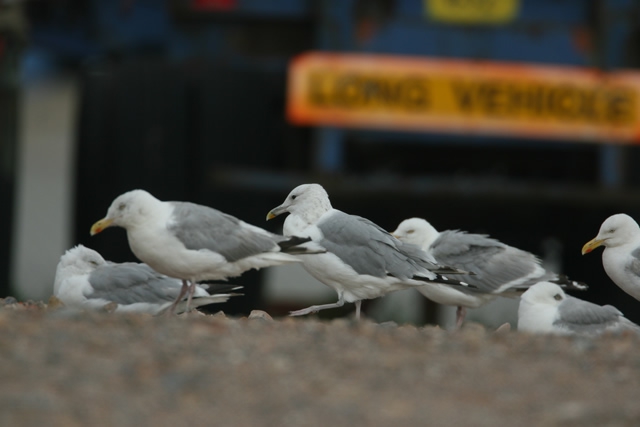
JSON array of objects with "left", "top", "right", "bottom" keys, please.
[
  {"left": 521, "top": 281, "right": 566, "bottom": 308},
  {"left": 57, "top": 244, "right": 107, "bottom": 272},
  {"left": 54, "top": 245, "right": 106, "bottom": 294},
  {"left": 91, "top": 189, "right": 160, "bottom": 235},
  {"left": 518, "top": 281, "right": 567, "bottom": 334},
  {"left": 267, "top": 183, "right": 331, "bottom": 221},
  {"left": 582, "top": 213, "right": 640, "bottom": 254},
  {"left": 391, "top": 218, "right": 440, "bottom": 250}
]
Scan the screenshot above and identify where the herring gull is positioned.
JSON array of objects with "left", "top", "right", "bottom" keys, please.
[
  {"left": 392, "top": 218, "right": 586, "bottom": 328},
  {"left": 582, "top": 213, "right": 640, "bottom": 302},
  {"left": 517, "top": 281, "right": 640, "bottom": 336},
  {"left": 54, "top": 245, "right": 241, "bottom": 315},
  {"left": 90, "top": 189, "right": 323, "bottom": 312},
  {"left": 266, "top": 184, "right": 473, "bottom": 320}
]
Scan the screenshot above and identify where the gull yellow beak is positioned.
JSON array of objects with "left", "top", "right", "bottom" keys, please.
[
  {"left": 90, "top": 218, "right": 114, "bottom": 236},
  {"left": 266, "top": 205, "right": 287, "bottom": 221},
  {"left": 581, "top": 238, "right": 605, "bottom": 255}
]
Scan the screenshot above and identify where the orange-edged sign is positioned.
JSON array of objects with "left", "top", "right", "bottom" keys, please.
[{"left": 287, "top": 52, "right": 640, "bottom": 143}]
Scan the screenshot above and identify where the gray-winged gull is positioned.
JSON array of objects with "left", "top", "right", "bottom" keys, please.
[
  {"left": 518, "top": 281, "right": 640, "bottom": 336},
  {"left": 266, "top": 183, "right": 473, "bottom": 320},
  {"left": 582, "top": 213, "right": 640, "bottom": 302},
  {"left": 90, "top": 189, "right": 323, "bottom": 312},
  {"left": 54, "top": 245, "right": 242, "bottom": 315},
  {"left": 392, "top": 218, "right": 587, "bottom": 328}
]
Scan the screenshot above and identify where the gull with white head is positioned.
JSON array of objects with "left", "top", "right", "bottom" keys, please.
[
  {"left": 267, "top": 184, "right": 473, "bottom": 320},
  {"left": 582, "top": 213, "right": 640, "bottom": 302},
  {"left": 518, "top": 281, "right": 640, "bottom": 336},
  {"left": 54, "top": 245, "right": 241, "bottom": 315},
  {"left": 392, "top": 218, "right": 586, "bottom": 328},
  {"left": 91, "top": 189, "right": 323, "bottom": 312}
]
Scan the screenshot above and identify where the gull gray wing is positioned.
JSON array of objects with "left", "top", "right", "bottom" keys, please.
[
  {"left": 169, "top": 202, "right": 279, "bottom": 262},
  {"left": 431, "top": 230, "right": 553, "bottom": 293},
  {"left": 317, "top": 211, "right": 445, "bottom": 280},
  {"left": 554, "top": 296, "right": 634, "bottom": 335},
  {"left": 87, "top": 263, "right": 189, "bottom": 305},
  {"left": 626, "top": 247, "right": 640, "bottom": 280},
  {"left": 345, "top": 214, "right": 464, "bottom": 274}
]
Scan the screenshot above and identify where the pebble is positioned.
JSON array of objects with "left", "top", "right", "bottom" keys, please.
[
  {"left": 248, "top": 310, "right": 273, "bottom": 321},
  {"left": 47, "top": 296, "right": 65, "bottom": 309},
  {"left": 1, "top": 296, "right": 18, "bottom": 306}
]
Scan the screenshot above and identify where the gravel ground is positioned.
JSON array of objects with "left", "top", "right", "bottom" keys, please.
[{"left": 1, "top": 298, "right": 639, "bottom": 427}]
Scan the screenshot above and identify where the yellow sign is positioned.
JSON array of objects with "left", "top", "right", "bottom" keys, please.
[
  {"left": 426, "top": 0, "right": 520, "bottom": 24},
  {"left": 287, "top": 52, "right": 640, "bottom": 143}
]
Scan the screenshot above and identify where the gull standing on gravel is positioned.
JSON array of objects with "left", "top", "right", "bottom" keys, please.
[
  {"left": 90, "top": 189, "right": 323, "bottom": 312},
  {"left": 392, "top": 218, "right": 587, "bottom": 328},
  {"left": 518, "top": 281, "right": 640, "bottom": 336},
  {"left": 582, "top": 213, "right": 640, "bottom": 302},
  {"left": 266, "top": 184, "right": 474, "bottom": 319},
  {"left": 54, "top": 245, "right": 242, "bottom": 315}
]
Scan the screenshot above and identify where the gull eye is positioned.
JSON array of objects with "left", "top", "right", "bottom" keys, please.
[
  {"left": 553, "top": 293, "right": 563, "bottom": 301},
  {"left": 117, "top": 203, "right": 126, "bottom": 211},
  {"left": 607, "top": 228, "right": 615, "bottom": 234},
  {"left": 291, "top": 195, "right": 297, "bottom": 200},
  {"left": 406, "top": 230, "right": 415, "bottom": 234}
]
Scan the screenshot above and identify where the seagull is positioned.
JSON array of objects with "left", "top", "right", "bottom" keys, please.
[
  {"left": 518, "top": 281, "right": 640, "bottom": 336},
  {"left": 266, "top": 183, "right": 474, "bottom": 320},
  {"left": 90, "top": 189, "right": 324, "bottom": 312},
  {"left": 54, "top": 245, "right": 242, "bottom": 315},
  {"left": 392, "top": 218, "right": 587, "bottom": 328},
  {"left": 582, "top": 213, "right": 640, "bottom": 302}
]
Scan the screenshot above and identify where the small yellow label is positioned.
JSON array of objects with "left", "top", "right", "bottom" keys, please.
[{"left": 426, "top": 0, "right": 520, "bottom": 24}]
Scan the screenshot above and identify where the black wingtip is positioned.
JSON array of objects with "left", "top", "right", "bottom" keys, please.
[
  {"left": 552, "top": 274, "right": 589, "bottom": 291},
  {"left": 278, "top": 236, "right": 312, "bottom": 251},
  {"left": 433, "top": 265, "right": 476, "bottom": 276},
  {"left": 412, "top": 273, "right": 477, "bottom": 289},
  {"left": 278, "top": 236, "right": 326, "bottom": 255},
  {"left": 198, "top": 283, "right": 245, "bottom": 295}
]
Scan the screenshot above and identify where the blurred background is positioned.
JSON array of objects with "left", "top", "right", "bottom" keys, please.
[{"left": 2, "top": 0, "right": 640, "bottom": 327}]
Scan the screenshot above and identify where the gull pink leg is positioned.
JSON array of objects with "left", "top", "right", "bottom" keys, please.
[
  {"left": 169, "top": 280, "right": 190, "bottom": 315},
  {"left": 354, "top": 300, "right": 362, "bottom": 320},
  {"left": 455, "top": 306, "right": 467, "bottom": 329},
  {"left": 185, "top": 281, "right": 197, "bottom": 313},
  {"left": 290, "top": 294, "right": 345, "bottom": 317}
]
